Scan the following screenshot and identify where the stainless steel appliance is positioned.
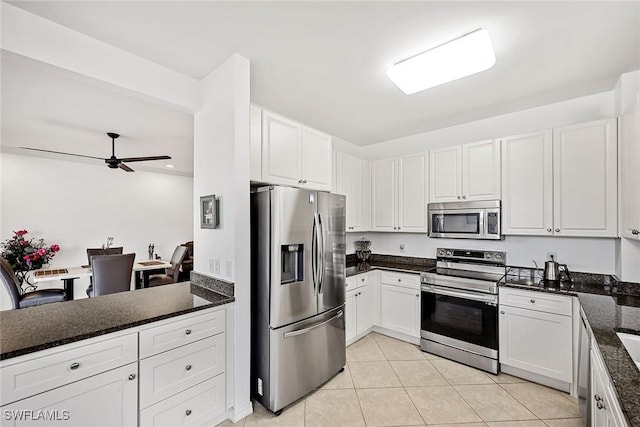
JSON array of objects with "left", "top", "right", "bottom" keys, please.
[
  {"left": 251, "top": 186, "right": 346, "bottom": 414},
  {"left": 420, "top": 248, "right": 506, "bottom": 374},
  {"left": 543, "top": 255, "right": 572, "bottom": 286},
  {"left": 428, "top": 200, "right": 502, "bottom": 240}
]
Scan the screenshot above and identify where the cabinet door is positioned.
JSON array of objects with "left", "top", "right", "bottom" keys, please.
[
  {"left": 501, "top": 131, "right": 554, "bottom": 236},
  {"left": 345, "top": 290, "right": 357, "bottom": 344},
  {"left": 349, "top": 157, "right": 364, "bottom": 231},
  {"left": 356, "top": 285, "right": 373, "bottom": 335},
  {"left": 262, "top": 110, "right": 302, "bottom": 186},
  {"left": 621, "top": 93, "right": 640, "bottom": 239},
  {"left": 301, "top": 126, "right": 332, "bottom": 191},
  {"left": 462, "top": 140, "right": 501, "bottom": 201},
  {"left": 429, "top": 146, "right": 461, "bottom": 202},
  {"left": 398, "top": 153, "right": 428, "bottom": 232},
  {"left": 2, "top": 363, "right": 137, "bottom": 427},
  {"left": 336, "top": 151, "right": 351, "bottom": 223},
  {"left": 499, "top": 305, "right": 572, "bottom": 382},
  {"left": 553, "top": 119, "right": 617, "bottom": 237},
  {"left": 380, "top": 284, "right": 420, "bottom": 338},
  {"left": 371, "top": 158, "right": 397, "bottom": 231}
]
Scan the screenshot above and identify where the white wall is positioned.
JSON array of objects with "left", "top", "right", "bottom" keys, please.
[
  {"left": 0, "top": 153, "right": 193, "bottom": 309},
  {"left": 192, "top": 54, "right": 252, "bottom": 421},
  {"left": 347, "top": 232, "right": 616, "bottom": 274}
]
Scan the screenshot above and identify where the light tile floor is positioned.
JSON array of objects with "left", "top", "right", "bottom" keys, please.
[{"left": 217, "top": 332, "right": 580, "bottom": 427}]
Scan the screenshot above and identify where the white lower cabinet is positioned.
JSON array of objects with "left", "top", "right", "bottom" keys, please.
[
  {"left": 379, "top": 272, "right": 420, "bottom": 339},
  {"left": 345, "top": 272, "right": 379, "bottom": 345},
  {"left": 499, "top": 288, "right": 572, "bottom": 386},
  {"left": 2, "top": 363, "right": 138, "bottom": 427},
  {"left": 591, "top": 342, "right": 628, "bottom": 427}
]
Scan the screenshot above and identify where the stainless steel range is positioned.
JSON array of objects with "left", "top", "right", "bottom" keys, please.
[{"left": 420, "top": 248, "right": 506, "bottom": 374}]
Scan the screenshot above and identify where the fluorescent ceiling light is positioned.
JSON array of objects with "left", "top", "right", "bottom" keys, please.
[
  {"left": 387, "top": 28, "right": 496, "bottom": 95},
  {"left": 165, "top": 164, "right": 175, "bottom": 168}
]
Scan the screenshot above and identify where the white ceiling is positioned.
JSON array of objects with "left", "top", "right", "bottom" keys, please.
[{"left": 4, "top": 1, "right": 640, "bottom": 150}]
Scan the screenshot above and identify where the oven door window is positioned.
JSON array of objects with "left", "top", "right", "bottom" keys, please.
[
  {"left": 431, "top": 213, "right": 480, "bottom": 234},
  {"left": 421, "top": 290, "right": 498, "bottom": 350}
]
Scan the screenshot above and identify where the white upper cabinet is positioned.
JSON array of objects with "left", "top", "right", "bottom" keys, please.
[
  {"left": 398, "top": 153, "right": 428, "bottom": 232},
  {"left": 553, "top": 118, "right": 617, "bottom": 237},
  {"left": 429, "top": 146, "right": 461, "bottom": 202},
  {"left": 335, "top": 151, "right": 368, "bottom": 231},
  {"left": 501, "top": 131, "right": 554, "bottom": 235},
  {"left": 371, "top": 158, "right": 397, "bottom": 231},
  {"left": 462, "top": 140, "right": 501, "bottom": 201},
  {"left": 430, "top": 140, "right": 500, "bottom": 202},
  {"left": 372, "top": 154, "right": 428, "bottom": 232},
  {"left": 257, "top": 108, "right": 332, "bottom": 191},
  {"left": 621, "top": 92, "right": 640, "bottom": 240}
]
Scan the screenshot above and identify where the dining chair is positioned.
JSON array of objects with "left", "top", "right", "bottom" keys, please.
[
  {"left": 148, "top": 245, "right": 189, "bottom": 287},
  {"left": 0, "top": 258, "right": 67, "bottom": 309},
  {"left": 88, "top": 253, "right": 135, "bottom": 297},
  {"left": 86, "top": 247, "right": 123, "bottom": 297}
]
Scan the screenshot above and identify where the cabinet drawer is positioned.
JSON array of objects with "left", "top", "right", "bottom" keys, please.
[
  {"left": 0, "top": 333, "right": 137, "bottom": 406},
  {"left": 499, "top": 287, "right": 572, "bottom": 316},
  {"left": 380, "top": 272, "right": 419, "bottom": 290},
  {"left": 346, "top": 275, "right": 367, "bottom": 291},
  {"left": 140, "top": 374, "right": 225, "bottom": 427},
  {"left": 139, "top": 309, "right": 225, "bottom": 359},
  {"left": 139, "top": 334, "right": 225, "bottom": 408},
  {"left": 346, "top": 276, "right": 356, "bottom": 291}
]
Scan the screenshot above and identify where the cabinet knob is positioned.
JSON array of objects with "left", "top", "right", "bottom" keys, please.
[
  {"left": 416, "top": 294, "right": 419, "bottom": 298},
  {"left": 457, "top": 195, "right": 461, "bottom": 200},
  {"left": 462, "top": 195, "right": 467, "bottom": 200},
  {"left": 185, "top": 409, "right": 192, "bottom": 416},
  {"left": 597, "top": 401, "right": 605, "bottom": 410},
  {"left": 70, "top": 362, "right": 80, "bottom": 370},
  {"left": 185, "top": 329, "right": 192, "bottom": 335},
  {"left": 500, "top": 311, "right": 505, "bottom": 314},
  {"left": 530, "top": 299, "right": 536, "bottom": 304},
  {"left": 594, "top": 394, "right": 603, "bottom": 402},
  {"left": 398, "top": 227, "right": 401, "bottom": 230},
  {"left": 547, "top": 228, "right": 552, "bottom": 232},
  {"left": 361, "top": 278, "right": 365, "bottom": 282},
  {"left": 298, "top": 179, "right": 303, "bottom": 184},
  {"left": 633, "top": 229, "right": 639, "bottom": 235},
  {"left": 128, "top": 374, "right": 136, "bottom": 381},
  {"left": 185, "top": 364, "right": 192, "bottom": 371},
  {"left": 398, "top": 278, "right": 402, "bottom": 282},
  {"left": 303, "top": 180, "right": 308, "bottom": 184},
  {"left": 555, "top": 228, "right": 560, "bottom": 232}
]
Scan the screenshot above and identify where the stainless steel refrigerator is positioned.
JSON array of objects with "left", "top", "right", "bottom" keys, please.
[{"left": 251, "top": 185, "right": 346, "bottom": 414}]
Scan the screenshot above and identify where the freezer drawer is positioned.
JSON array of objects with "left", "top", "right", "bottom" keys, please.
[{"left": 264, "top": 306, "right": 345, "bottom": 412}]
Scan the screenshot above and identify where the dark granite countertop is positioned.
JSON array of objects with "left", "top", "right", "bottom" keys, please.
[
  {"left": 578, "top": 293, "right": 640, "bottom": 427},
  {"left": 346, "top": 254, "right": 436, "bottom": 277},
  {"left": 0, "top": 282, "right": 234, "bottom": 361}
]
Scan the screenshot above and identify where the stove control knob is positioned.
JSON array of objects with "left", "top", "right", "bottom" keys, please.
[
  {"left": 486, "top": 253, "right": 493, "bottom": 259},
  {"left": 438, "top": 249, "right": 445, "bottom": 256},
  {"left": 494, "top": 253, "right": 503, "bottom": 260},
  {"left": 446, "top": 250, "right": 453, "bottom": 256}
]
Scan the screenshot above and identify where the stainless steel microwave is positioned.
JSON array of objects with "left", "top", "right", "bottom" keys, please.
[{"left": 428, "top": 200, "right": 502, "bottom": 240}]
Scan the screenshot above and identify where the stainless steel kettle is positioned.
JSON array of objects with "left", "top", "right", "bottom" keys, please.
[{"left": 543, "top": 255, "right": 571, "bottom": 284}]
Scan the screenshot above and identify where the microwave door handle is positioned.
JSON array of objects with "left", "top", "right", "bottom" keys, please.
[{"left": 479, "top": 210, "right": 486, "bottom": 238}]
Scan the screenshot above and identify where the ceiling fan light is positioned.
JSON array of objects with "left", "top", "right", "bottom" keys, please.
[{"left": 387, "top": 28, "right": 496, "bottom": 95}]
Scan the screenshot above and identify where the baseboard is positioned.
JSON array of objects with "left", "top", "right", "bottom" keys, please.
[
  {"left": 346, "top": 326, "right": 375, "bottom": 346},
  {"left": 501, "top": 364, "right": 571, "bottom": 393},
  {"left": 226, "top": 400, "right": 254, "bottom": 423},
  {"left": 373, "top": 326, "right": 420, "bottom": 345}
]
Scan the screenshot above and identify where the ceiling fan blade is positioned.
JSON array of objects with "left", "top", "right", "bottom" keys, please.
[
  {"left": 118, "top": 155, "right": 172, "bottom": 162},
  {"left": 119, "top": 163, "right": 135, "bottom": 172},
  {"left": 19, "top": 147, "right": 105, "bottom": 160}
]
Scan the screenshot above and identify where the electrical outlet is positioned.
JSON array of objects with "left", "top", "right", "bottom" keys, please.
[
  {"left": 213, "top": 259, "right": 220, "bottom": 274},
  {"left": 399, "top": 244, "right": 405, "bottom": 253},
  {"left": 547, "top": 252, "right": 557, "bottom": 261},
  {"left": 225, "top": 260, "right": 233, "bottom": 277}
]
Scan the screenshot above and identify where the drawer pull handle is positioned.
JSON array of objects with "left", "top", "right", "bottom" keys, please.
[
  {"left": 70, "top": 362, "right": 80, "bottom": 370},
  {"left": 185, "top": 329, "right": 192, "bottom": 335},
  {"left": 530, "top": 299, "right": 536, "bottom": 303},
  {"left": 633, "top": 229, "right": 639, "bottom": 235},
  {"left": 185, "top": 364, "right": 192, "bottom": 371},
  {"left": 185, "top": 409, "right": 192, "bottom": 416},
  {"left": 128, "top": 374, "right": 136, "bottom": 381}
]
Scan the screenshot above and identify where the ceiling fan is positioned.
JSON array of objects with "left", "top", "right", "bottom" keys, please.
[{"left": 20, "top": 132, "right": 172, "bottom": 172}]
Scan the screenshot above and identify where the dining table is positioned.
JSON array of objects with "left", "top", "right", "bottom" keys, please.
[{"left": 31, "top": 260, "right": 172, "bottom": 300}]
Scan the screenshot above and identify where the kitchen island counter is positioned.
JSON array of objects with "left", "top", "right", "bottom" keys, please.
[{"left": 0, "top": 282, "right": 234, "bottom": 361}]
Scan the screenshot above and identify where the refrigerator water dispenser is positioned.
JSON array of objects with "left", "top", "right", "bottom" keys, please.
[{"left": 281, "top": 244, "right": 304, "bottom": 284}]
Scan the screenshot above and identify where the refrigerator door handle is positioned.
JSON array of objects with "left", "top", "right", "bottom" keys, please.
[
  {"left": 312, "top": 214, "right": 318, "bottom": 293},
  {"left": 283, "top": 310, "right": 344, "bottom": 338},
  {"left": 318, "top": 213, "right": 325, "bottom": 293}
]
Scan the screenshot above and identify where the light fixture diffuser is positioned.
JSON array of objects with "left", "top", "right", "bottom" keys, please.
[{"left": 387, "top": 28, "right": 496, "bottom": 95}]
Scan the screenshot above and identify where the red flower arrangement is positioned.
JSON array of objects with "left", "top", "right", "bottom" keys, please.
[{"left": 1, "top": 230, "right": 60, "bottom": 290}]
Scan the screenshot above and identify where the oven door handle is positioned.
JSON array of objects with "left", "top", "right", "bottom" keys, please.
[{"left": 421, "top": 285, "right": 498, "bottom": 305}]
